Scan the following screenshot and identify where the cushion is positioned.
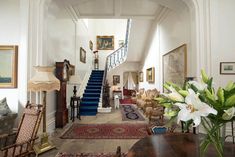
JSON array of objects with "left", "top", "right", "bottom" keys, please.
[
  {"left": 152, "top": 126, "right": 167, "bottom": 134},
  {"left": 0, "top": 98, "right": 11, "bottom": 116}
]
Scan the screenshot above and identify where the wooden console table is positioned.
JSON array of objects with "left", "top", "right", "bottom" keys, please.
[
  {"left": 113, "top": 90, "right": 122, "bottom": 99},
  {"left": 127, "top": 133, "right": 235, "bottom": 157}
]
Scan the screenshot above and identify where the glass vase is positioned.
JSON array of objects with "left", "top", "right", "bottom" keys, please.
[{"left": 200, "top": 118, "right": 224, "bottom": 157}]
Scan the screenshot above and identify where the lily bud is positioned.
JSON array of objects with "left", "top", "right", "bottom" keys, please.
[
  {"left": 201, "top": 69, "right": 209, "bottom": 83},
  {"left": 178, "top": 90, "right": 189, "bottom": 97},
  {"left": 217, "top": 87, "right": 224, "bottom": 104},
  {"left": 225, "top": 95, "right": 235, "bottom": 107},
  {"left": 225, "top": 81, "right": 234, "bottom": 91}
]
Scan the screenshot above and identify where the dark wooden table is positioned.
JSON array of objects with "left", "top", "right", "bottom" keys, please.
[
  {"left": 127, "top": 133, "right": 235, "bottom": 157},
  {"left": 70, "top": 96, "right": 81, "bottom": 122}
]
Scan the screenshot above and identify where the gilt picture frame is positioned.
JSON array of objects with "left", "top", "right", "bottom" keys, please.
[
  {"left": 80, "top": 47, "right": 86, "bottom": 63},
  {"left": 0, "top": 45, "right": 18, "bottom": 88},
  {"left": 163, "top": 44, "right": 187, "bottom": 88},
  {"left": 97, "top": 36, "right": 114, "bottom": 50},
  {"left": 220, "top": 62, "right": 235, "bottom": 74},
  {"left": 146, "top": 67, "right": 155, "bottom": 83},
  {"left": 113, "top": 75, "right": 120, "bottom": 85}
]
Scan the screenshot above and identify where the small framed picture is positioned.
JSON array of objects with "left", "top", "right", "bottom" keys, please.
[
  {"left": 146, "top": 67, "right": 155, "bottom": 83},
  {"left": 89, "top": 40, "right": 93, "bottom": 51},
  {"left": 113, "top": 75, "right": 120, "bottom": 85},
  {"left": 220, "top": 62, "right": 235, "bottom": 75},
  {"left": 80, "top": 47, "right": 86, "bottom": 63}
]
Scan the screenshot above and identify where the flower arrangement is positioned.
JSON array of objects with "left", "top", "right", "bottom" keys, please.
[{"left": 156, "top": 70, "right": 235, "bottom": 157}]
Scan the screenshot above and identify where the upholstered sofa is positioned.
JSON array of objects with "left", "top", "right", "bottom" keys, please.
[{"left": 136, "top": 88, "right": 160, "bottom": 112}]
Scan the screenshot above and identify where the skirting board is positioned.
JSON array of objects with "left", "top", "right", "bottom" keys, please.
[{"left": 98, "top": 107, "right": 112, "bottom": 113}]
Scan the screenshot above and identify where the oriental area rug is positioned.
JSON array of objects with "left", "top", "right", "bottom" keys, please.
[
  {"left": 56, "top": 152, "right": 127, "bottom": 157},
  {"left": 61, "top": 123, "right": 148, "bottom": 139},
  {"left": 120, "top": 104, "right": 145, "bottom": 121}
]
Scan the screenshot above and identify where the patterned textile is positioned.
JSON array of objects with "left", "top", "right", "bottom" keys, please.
[
  {"left": 56, "top": 152, "right": 127, "bottom": 157},
  {"left": 120, "top": 105, "right": 145, "bottom": 121},
  {"left": 16, "top": 108, "right": 38, "bottom": 143},
  {"left": 61, "top": 123, "right": 148, "bottom": 139},
  {"left": 0, "top": 98, "right": 11, "bottom": 116},
  {"left": 0, "top": 113, "right": 17, "bottom": 135}
]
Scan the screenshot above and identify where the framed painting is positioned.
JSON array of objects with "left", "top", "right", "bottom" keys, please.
[
  {"left": 139, "top": 71, "right": 143, "bottom": 82},
  {"left": 97, "top": 36, "right": 114, "bottom": 50},
  {"left": 163, "top": 44, "right": 187, "bottom": 88},
  {"left": 80, "top": 47, "right": 86, "bottom": 63},
  {"left": 0, "top": 45, "right": 18, "bottom": 88},
  {"left": 146, "top": 67, "right": 155, "bottom": 83},
  {"left": 220, "top": 62, "right": 235, "bottom": 74},
  {"left": 113, "top": 75, "right": 120, "bottom": 85},
  {"left": 89, "top": 40, "right": 93, "bottom": 51}
]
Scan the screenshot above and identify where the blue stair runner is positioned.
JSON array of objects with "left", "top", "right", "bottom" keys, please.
[{"left": 80, "top": 70, "right": 104, "bottom": 116}]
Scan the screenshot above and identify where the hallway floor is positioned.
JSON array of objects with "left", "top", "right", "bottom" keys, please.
[{"left": 39, "top": 103, "right": 148, "bottom": 157}]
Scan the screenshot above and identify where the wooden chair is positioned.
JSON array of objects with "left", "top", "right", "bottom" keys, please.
[
  {"left": 113, "top": 146, "right": 122, "bottom": 157},
  {"left": 0, "top": 102, "right": 44, "bottom": 157}
]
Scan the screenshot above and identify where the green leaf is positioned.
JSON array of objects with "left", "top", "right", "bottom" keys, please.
[
  {"left": 217, "top": 87, "right": 224, "bottom": 104},
  {"left": 225, "top": 95, "right": 235, "bottom": 107},
  {"left": 201, "top": 69, "right": 209, "bottom": 83}
]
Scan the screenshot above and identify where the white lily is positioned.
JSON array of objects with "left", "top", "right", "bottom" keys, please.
[
  {"left": 222, "top": 107, "right": 235, "bottom": 120},
  {"left": 174, "top": 89, "right": 217, "bottom": 127},
  {"left": 188, "top": 80, "right": 207, "bottom": 91},
  {"left": 163, "top": 86, "right": 184, "bottom": 102}
]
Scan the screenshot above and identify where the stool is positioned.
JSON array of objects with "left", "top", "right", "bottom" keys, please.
[
  {"left": 70, "top": 96, "right": 81, "bottom": 122},
  {"left": 114, "top": 95, "right": 120, "bottom": 109}
]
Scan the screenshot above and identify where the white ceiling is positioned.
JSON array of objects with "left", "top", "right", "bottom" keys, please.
[{"left": 53, "top": 0, "right": 187, "bottom": 62}]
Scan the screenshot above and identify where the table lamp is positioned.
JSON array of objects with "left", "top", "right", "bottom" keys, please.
[
  {"left": 69, "top": 74, "right": 82, "bottom": 96},
  {"left": 28, "top": 66, "right": 60, "bottom": 155}
]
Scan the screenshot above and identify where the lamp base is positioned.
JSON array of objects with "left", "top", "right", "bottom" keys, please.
[{"left": 34, "top": 133, "right": 56, "bottom": 155}]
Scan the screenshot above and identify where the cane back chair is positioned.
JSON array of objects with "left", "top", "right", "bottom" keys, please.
[{"left": 0, "top": 102, "right": 44, "bottom": 157}]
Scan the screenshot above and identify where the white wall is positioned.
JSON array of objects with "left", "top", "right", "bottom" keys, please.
[
  {"left": 210, "top": 0, "right": 235, "bottom": 88},
  {"left": 39, "top": 2, "right": 94, "bottom": 132},
  {"left": 139, "top": 6, "right": 192, "bottom": 92},
  {"left": 88, "top": 19, "right": 127, "bottom": 70},
  {"left": 0, "top": 0, "right": 20, "bottom": 112}
]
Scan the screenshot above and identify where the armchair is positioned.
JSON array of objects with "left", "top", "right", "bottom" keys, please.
[{"left": 0, "top": 102, "right": 44, "bottom": 157}]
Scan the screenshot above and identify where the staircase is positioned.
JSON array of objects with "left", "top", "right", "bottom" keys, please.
[{"left": 80, "top": 70, "right": 104, "bottom": 116}]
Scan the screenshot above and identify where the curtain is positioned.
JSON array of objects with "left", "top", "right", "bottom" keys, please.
[{"left": 124, "top": 72, "right": 136, "bottom": 90}]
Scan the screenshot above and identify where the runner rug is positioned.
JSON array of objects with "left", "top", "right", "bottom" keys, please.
[
  {"left": 60, "top": 123, "right": 148, "bottom": 139},
  {"left": 120, "top": 104, "right": 145, "bottom": 121},
  {"left": 56, "top": 152, "right": 127, "bottom": 157}
]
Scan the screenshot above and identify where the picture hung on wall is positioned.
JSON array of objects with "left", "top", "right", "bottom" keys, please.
[
  {"left": 113, "top": 75, "right": 120, "bottom": 85},
  {"left": 80, "top": 47, "right": 86, "bottom": 63},
  {"left": 97, "top": 36, "right": 114, "bottom": 50},
  {"left": 89, "top": 40, "right": 93, "bottom": 51},
  {"left": 0, "top": 45, "right": 18, "bottom": 88},
  {"left": 139, "top": 71, "right": 143, "bottom": 82},
  {"left": 163, "top": 44, "right": 187, "bottom": 88},
  {"left": 220, "top": 62, "right": 235, "bottom": 74},
  {"left": 146, "top": 67, "right": 155, "bottom": 83}
]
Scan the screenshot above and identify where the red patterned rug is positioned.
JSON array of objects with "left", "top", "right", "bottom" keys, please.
[
  {"left": 120, "top": 98, "right": 134, "bottom": 104},
  {"left": 61, "top": 123, "right": 148, "bottom": 139},
  {"left": 56, "top": 152, "right": 127, "bottom": 157}
]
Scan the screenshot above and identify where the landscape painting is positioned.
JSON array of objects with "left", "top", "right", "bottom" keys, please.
[
  {"left": 0, "top": 45, "right": 18, "bottom": 88},
  {"left": 97, "top": 36, "right": 114, "bottom": 50}
]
